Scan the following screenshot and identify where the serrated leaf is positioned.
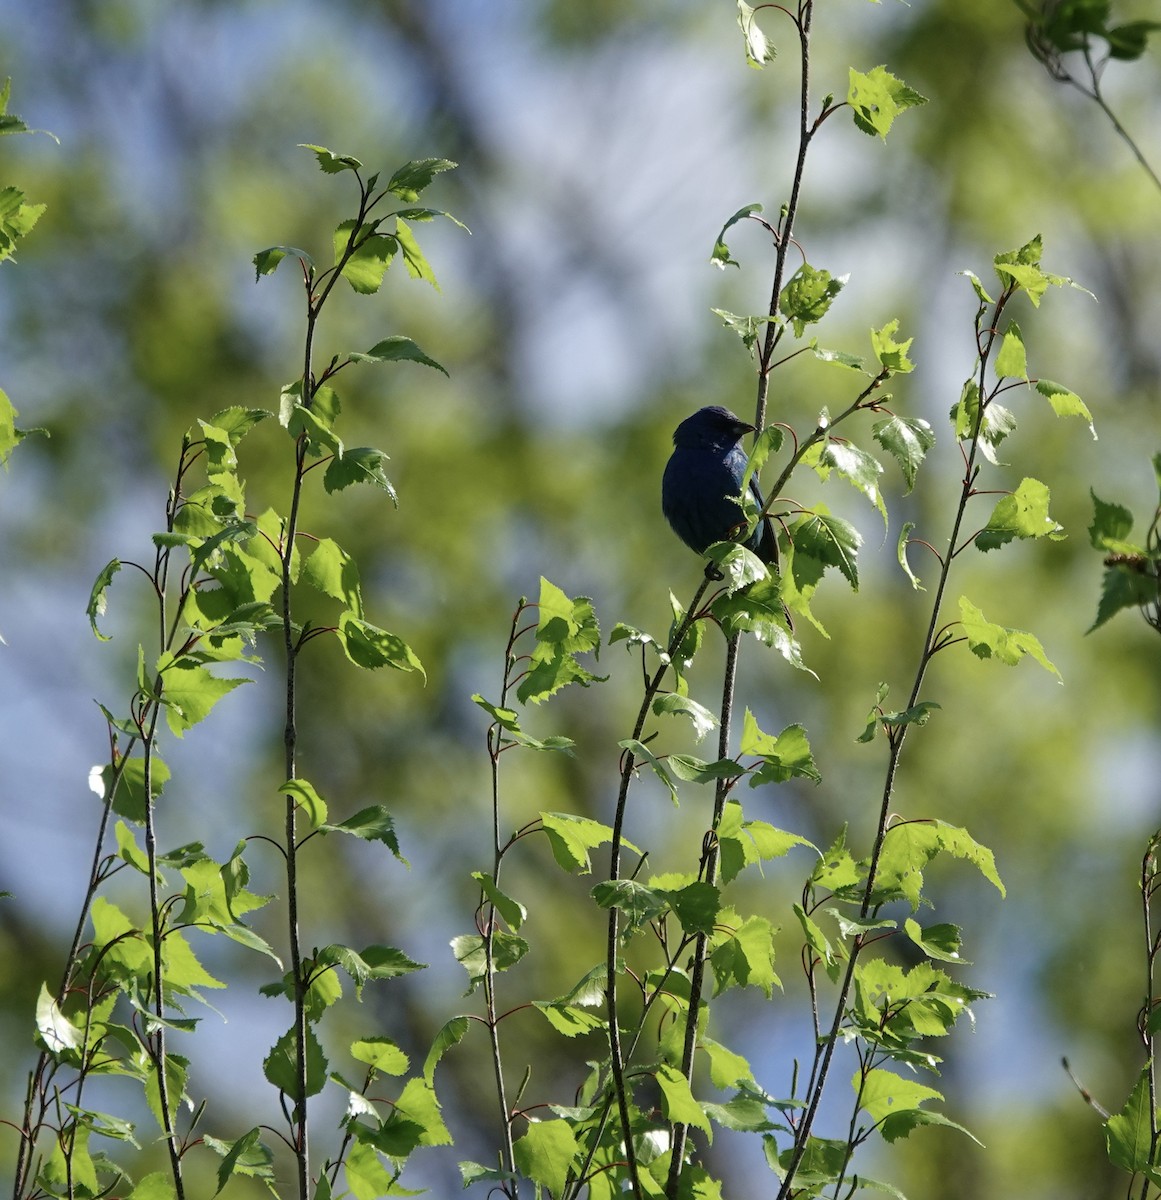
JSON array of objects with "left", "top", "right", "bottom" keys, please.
[
  {"left": 957, "top": 596, "right": 1060, "bottom": 678},
  {"left": 656, "top": 1064, "right": 712, "bottom": 1133},
  {"left": 385, "top": 157, "right": 456, "bottom": 202},
  {"left": 873, "top": 416, "right": 934, "bottom": 494},
  {"left": 513, "top": 1120, "right": 580, "bottom": 1196},
  {"left": 737, "top": 0, "right": 776, "bottom": 67},
  {"left": 653, "top": 691, "right": 718, "bottom": 741},
  {"left": 253, "top": 245, "right": 313, "bottom": 279},
  {"left": 338, "top": 613, "right": 425, "bottom": 677},
  {"left": 711, "top": 203, "right": 763, "bottom": 269},
  {"left": 319, "top": 805, "right": 406, "bottom": 862},
  {"left": 87, "top": 559, "right": 122, "bottom": 641},
  {"left": 994, "top": 321, "right": 1028, "bottom": 380},
  {"left": 539, "top": 811, "right": 615, "bottom": 874},
  {"left": 780, "top": 263, "right": 846, "bottom": 337},
  {"left": 207, "top": 1128, "right": 275, "bottom": 1196},
  {"left": 740, "top": 709, "right": 820, "bottom": 784},
  {"left": 790, "top": 506, "right": 862, "bottom": 590},
  {"left": 975, "top": 477, "right": 1065, "bottom": 552},
  {"left": 870, "top": 318, "right": 915, "bottom": 373},
  {"left": 281, "top": 778, "right": 328, "bottom": 830},
  {"left": 334, "top": 220, "right": 397, "bottom": 294},
  {"left": 1106, "top": 1065, "right": 1152, "bottom": 1171},
  {"left": 473, "top": 872, "right": 527, "bottom": 931},
  {"left": 451, "top": 931, "right": 528, "bottom": 992},
  {"left": 1036, "top": 379, "right": 1096, "bottom": 438},
  {"left": 300, "top": 143, "right": 362, "bottom": 174},
  {"left": 423, "top": 1015, "right": 469, "bottom": 1083},
  {"left": 820, "top": 439, "right": 886, "bottom": 525},
  {"left": 848, "top": 65, "right": 928, "bottom": 139}
]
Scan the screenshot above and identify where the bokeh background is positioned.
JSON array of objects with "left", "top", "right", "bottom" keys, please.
[{"left": 2, "top": 1, "right": 1160, "bottom": 1197}]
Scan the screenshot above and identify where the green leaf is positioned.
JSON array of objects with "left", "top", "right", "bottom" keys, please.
[
  {"left": 471, "top": 694, "right": 575, "bottom": 754},
  {"left": 1105, "top": 1065, "right": 1153, "bottom": 1171},
  {"left": 539, "top": 812, "right": 615, "bottom": 874},
  {"left": 395, "top": 217, "right": 439, "bottom": 288},
  {"left": 281, "top": 778, "right": 328, "bottom": 830},
  {"left": 820, "top": 439, "right": 886, "bottom": 526},
  {"left": 300, "top": 143, "right": 362, "bottom": 173},
  {"left": 1036, "top": 379, "right": 1096, "bottom": 438},
  {"left": 338, "top": 613, "right": 425, "bottom": 677},
  {"left": 95, "top": 754, "right": 171, "bottom": 824},
  {"left": 534, "top": 1002, "right": 605, "bottom": 1037},
  {"left": 36, "top": 983, "right": 83, "bottom": 1058},
  {"left": 263, "top": 1024, "right": 328, "bottom": 1098},
  {"left": 423, "top": 1015, "right": 469, "bottom": 1083},
  {"left": 709, "top": 573, "right": 806, "bottom": 672},
  {"left": 711, "top": 203, "right": 762, "bottom": 269},
  {"left": 904, "top": 917, "right": 966, "bottom": 964},
  {"left": 385, "top": 157, "right": 457, "bottom": 202},
  {"left": 87, "top": 559, "right": 122, "bottom": 640},
  {"left": 1088, "top": 489, "right": 1139, "bottom": 553},
  {"left": 653, "top": 691, "right": 718, "bottom": 741},
  {"left": 513, "top": 1120, "right": 580, "bottom": 1196},
  {"left": 811, "top": 341, "right": 868, "bottom": 373},
  {"left": 319, "top": 805, "right": 406, "bottom": 863},
  {"left": 872, "top": 416, "right": 933, "bottom": 494},
  {"left": 162, "top": 929, "right": 226, "bottom": 993},
  {"left": 516, "top": 578, "right": 604, "bottom": 703},
  {"left": 702, "top": 1037, "right": 755, "bottom": 1090},
  {"left": 157, "top": 656, "right": 248, "bottom": 737},
  {"left": 994, "top": 321, "right": 1028, "bottom": 380},
  {"left": 345, "top": 1139, "right": 399, "bottom": 1200},
  {"left": 128, "top": 1172, "right": 176, "bottom": 1199},
  {"left": 207, "top": 1128, "right": 275, "bottom": 1196},
  {"left": 704, "top": 542, "right": 768, "bottom": 593},
  {"left": 253, "top": 245, "right": 313, "bottom": 279},
  {"left": 451, "top": 932, "right": 528, "bottom": 992},
  {"left": 848, "top": 65, "right": 928, "bottom": 139},
  {"left": 740, "top": 709, "right": 820, "bottom": 784},
  {"left": 975, "top": 477, "right": 1065, "bottom": 552},
  {"left": 993, "top": 235, "right": 1075, "bottom": 308},
  {"left": 1090, "top": 560, "right": 1158, "bottom": 633},
  {"left": 959, "top": 268, "right": 994, "bottom": 305},
  {"left": 858, "top": 1068, "right": 943, "bottom": 1125},
  {"left": 335, "top": 223, "right": 397, "bottom": 294},
  {"left": 949, "top": 380, "right": 1017, "bottom": 464},
  {"left": 667, "top": 754, "right": 744, "bottom": 785},
  {"left": 591, "top": 879, "right": 671, "bottom": 931},
  {"left": 873, "top": 819, "right": 1005, "bottom": 908},
  {"left": 896, "top": 521, "right": 925, "bottom": 591},
  {"left": 1106, "top": 20, "right": 1161, "bottom": 59},
  {"left": 323, "top": 446, "right": 398, "bottom": 498},
  {"left": 710, "top": 912, "right": 780, "bottom": 996},
  {"left": 302, "top": 538, "right": 363, "bottom": 613},
  {"left": 737, "top": 0, "right": 776, "bottom": 66},
  {"left": 656, "top": 1064, "right": 712, "bottom": 1133},
  {"left": 473, "top": 872, "right": 527, "bottom": 931},
  {"left": 379, "top": 1077, "right": 452, "bottom": 1150},
  {"left": 788, "top": 506, "right": 861, "bottom": 590},
  {"left": 958, "top": 595, "right": 1061, "bottom": 677},
  {"left": 316, "top": 944, "right": 424, "bottom": 997},
  {"left": 779, "top": 263, "right": 846, "bottom": 337},
  {"left": 664, "top": 880, "right": 721, "bottom": 936},
  {"left": 870, "top": 318, "right": 916, "bottom": 373},
  {"left": 712, "top": 307, "right": 773, "bottom": 355}
]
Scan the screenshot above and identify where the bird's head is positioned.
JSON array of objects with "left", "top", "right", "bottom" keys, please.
[{"left": 671, "top": 405, "right": 755, "bottom": 451}]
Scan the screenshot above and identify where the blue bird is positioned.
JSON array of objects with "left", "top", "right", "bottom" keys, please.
[{"left": 661, "top": 406, "right": 778, "bottom": 564}]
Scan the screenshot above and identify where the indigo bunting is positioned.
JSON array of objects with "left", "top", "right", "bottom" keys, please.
[{"left": 661, "top": 405, "right": 778, "bottom": 563}]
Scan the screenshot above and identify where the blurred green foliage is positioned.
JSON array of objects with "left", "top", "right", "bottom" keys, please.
[{"left": 1, "top": 1, "right": 1160, "bottom": 1196}]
